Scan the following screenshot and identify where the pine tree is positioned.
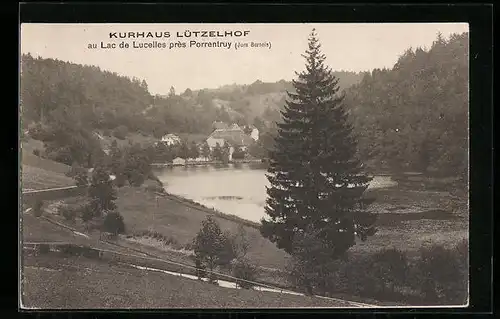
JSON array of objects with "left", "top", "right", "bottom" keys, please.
[
  {"left": 212, "top": 142, "right": 223, "bottom": 161},
  {"left": 260, "top": 29, "right": 377, "bottom": 258},
  {"left": 201, "top": 141, "right": 211, "bottom": 159},
  {"left": 179, "top": 141, "right": 190, "bottom": 159},
  {"left": 192, "top": 216, "right": 236, "bottom": 282},
  {"left": 189, "top": 141, "right": 200, "bottom": 159},
  {"left": 88, "top": 166, "right": 117, "bottom": 218},
  {"left": 168, "top": 86, "right": 176, "bottom": 98}
]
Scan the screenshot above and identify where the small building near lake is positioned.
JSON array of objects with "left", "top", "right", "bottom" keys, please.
[
  {"left": 250, "top": 126, "right": 259, "bottom": 141},
  {"left": 161, "top": 134, "right": 182, "bottom": 146},
  {"left": 172, "top": 157, "right": 186, "bottom": 166},
  {"left": 206, "top": 125, "right": 255, "bottom": 161}
]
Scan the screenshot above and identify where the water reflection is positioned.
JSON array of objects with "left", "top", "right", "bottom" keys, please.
[{"left": 154, "top": 165, "right": 395, "bottom": 223}]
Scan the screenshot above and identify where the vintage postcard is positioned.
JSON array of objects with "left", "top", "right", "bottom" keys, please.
[{"left": 20, "top": 23, "right": 469, "bottom": 309}]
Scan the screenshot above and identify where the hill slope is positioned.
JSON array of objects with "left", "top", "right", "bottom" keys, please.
[
  {"left": 21, "top": 138, "right": 74, "bottom": 190},
  {"left": 346, "top": 32, "right": 468, "bottom": 177}
]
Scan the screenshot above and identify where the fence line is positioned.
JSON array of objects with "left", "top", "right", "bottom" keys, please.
[
  {"left": 22, "top": 186, "right": 78, "bottom": 194},
  {"left": 21, "top": 186, "right": 87, "bottom": 206},
  {"left": 22, "top": 241, "right": 377, "bottom": 308}
]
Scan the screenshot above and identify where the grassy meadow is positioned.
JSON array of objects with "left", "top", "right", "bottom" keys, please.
[
  {"left": 21, "top": 138, "right": 74, "bottom": 190},
  {"left": 21, "top": 254, "right": 356, "bottom": 309},
  {"left": 20, "top": 143, "right": 468, "bottom": 305}
]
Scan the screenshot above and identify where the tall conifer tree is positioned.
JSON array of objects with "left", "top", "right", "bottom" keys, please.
[{"left": 261, "top": 29, "right": 377, "bottom": 258}]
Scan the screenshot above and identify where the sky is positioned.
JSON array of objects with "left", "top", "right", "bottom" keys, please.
[{"left": 21, "top": 23, "right": 468, "bottom": 95}]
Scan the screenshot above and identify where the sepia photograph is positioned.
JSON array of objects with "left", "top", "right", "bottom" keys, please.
[{"left": 20, "top": 22, "right": 469, "bottom": 309}]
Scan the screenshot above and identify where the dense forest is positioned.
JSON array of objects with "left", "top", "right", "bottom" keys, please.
[
  {"left": 346, "top": 32, "right": 468, "bottom": 179},
  {"left": 20, "top": 32, "right": 468, "bottom": 180},
  {"left": 21, "top": 53, "right": 364, "bottom": 137}
]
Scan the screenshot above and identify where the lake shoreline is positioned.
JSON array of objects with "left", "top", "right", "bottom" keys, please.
[
  {"left": 152, "top": 159, "right": 264, "bottom": 168},
  {"left": 160, "top": 191, "right": 261, "bottom": 229},
  {"left": 155, "top": 166, "right": 401, "bottom": 225}
]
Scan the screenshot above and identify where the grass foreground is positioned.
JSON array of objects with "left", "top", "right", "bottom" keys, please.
[
  {"left": 21, "top": 138, "right": 74, "bottom": 190},
  {"left": 21, "top": 253, "right": 358, "bottom": 309},
  {"left": 21, "top": 155, "right": 468, "bottom": 307},
  {"left": 41, "top": 179, "right": 468, "bottom": 280}
]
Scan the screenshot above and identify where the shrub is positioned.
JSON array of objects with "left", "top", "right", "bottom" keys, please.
[
  {"left": 147, "top": 171, "right": 162, "bottom": 184},
  {"left": 370, "top": 248, "right": 409, "bottom": 296},
  {"left": 88, "top": 167, "right": 117, "bottom": 215},
  {"left": 59, "top": 244, "right": 83, "bottom": 256},
  {"left": 145, "top": 183, "right": 164, "bottom": 194},
  {"left": 335, "top": 254, "right": 379, "bottom": 296},
  {"left": 36, "top": 243, "right": 50, "bottom": 255},
  {"left": 114, "top": 173, "right": 127, "bottom": 188},
  {"left": 80, "top": 201, "right": 96, "bottom": 223},
  {"left": 102, "top": 211, "right": 126, "bottom": 235},
  {"left": 287, "top": 248, "right": 408, "bottom": 299},
  {"left": 81, "top": 246, "right": 102, "bottom": 260},
  {"left": 449, "top": 239, "right": 469, "bottom": 304},
  {"left": 33, "top": 200, "right": 43, "bottom": 217},
  {"left": 286, "top": 227, "right": 344, "bottom": 295},
  {"left": 59, "top": 205, "right": 77, "bottom": 222},
  {"left": 74, "top": 171, "right": 89, "bottom": 187},
  {"left": 113, "top": 125, "right": 128, "bottom": 140},
  {"left": 192, "top": 216, "right": 236, "bottom": 276},
  {"left": 126, "top": 170, "right": 147, "bottom": 187},
  {"left": 232, "top": 149, "right": 246, "bottom": 160},
  {"left": 138, "top": 230, "right": 178, "bottom": 246},
  {"left": 286, "top": 255, "right": 319, "bottom": 295},
  {"left": 415, "top": 244, "right": 467, "bottom": 304},
  {"left": 32, "top": 149, "right": 41, "bottom": 156},
  {"left": 67, "top": 162, "right": 86, "bottom": 178},
  {"left": 193, "top": 255, "right": 207, "bottom": 280},
  {"left": 232, "top": 224, "right": 250, "bottom": 258},
  {"left": 232, "top": 258, "right": 259, "bottom": 289},
  {"left": 45, "top": 147, "right": 74, "bottom": 166},
  {"left": 28, "top": 123, "right": 47, "bottom": 141}
]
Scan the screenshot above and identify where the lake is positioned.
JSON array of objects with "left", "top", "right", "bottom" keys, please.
[{"left": 154, "top": 163, "right": 397, "bottom": 223}]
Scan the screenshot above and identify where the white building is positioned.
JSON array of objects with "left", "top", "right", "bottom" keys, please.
[
  {"left": 161, "top": 134, "right": 182, "bottom": 146},
  {"left": 172, "top": 157, "right": 186, "bottom": 166},
  {"left": 206, "top": 136, "right": 227, "bottom": 150},
  {"left": 250, "top": 127, "right": 259, "bottom": 141}
]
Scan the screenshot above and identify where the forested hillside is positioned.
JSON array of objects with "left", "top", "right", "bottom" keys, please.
[
  {"left": 346, "top": 32, "right": 468, "bottom": 179},
  {"left": 21, "top": 54, "right": 152, "bottom": 132},
  {"left": 21, "top": 53, "right": 364, "bottom": 136},
  {"left": 20, "top": 32, "right": 468, "bottom": 180},
  {"left": 20, "top": 53, "right": 363, "bottom": 166}
]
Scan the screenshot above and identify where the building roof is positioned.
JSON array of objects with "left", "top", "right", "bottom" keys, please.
[
  {"left": 212, "top": 121, "right": 229, "bottom": 130},
  {"left": 162, "top": 133, "right": 180, "bottom": 139},
  {"left": 207, "top": 128, "right": 254, "bottom": 147}
]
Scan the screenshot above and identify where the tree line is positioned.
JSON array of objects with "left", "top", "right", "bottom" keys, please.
[{"left": 346, "top": 32, "right": 468, "bottom": 180}]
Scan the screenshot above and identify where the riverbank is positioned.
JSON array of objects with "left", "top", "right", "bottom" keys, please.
[{"left": 161, "top": 191, "right": 260, "bottom": 229}]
